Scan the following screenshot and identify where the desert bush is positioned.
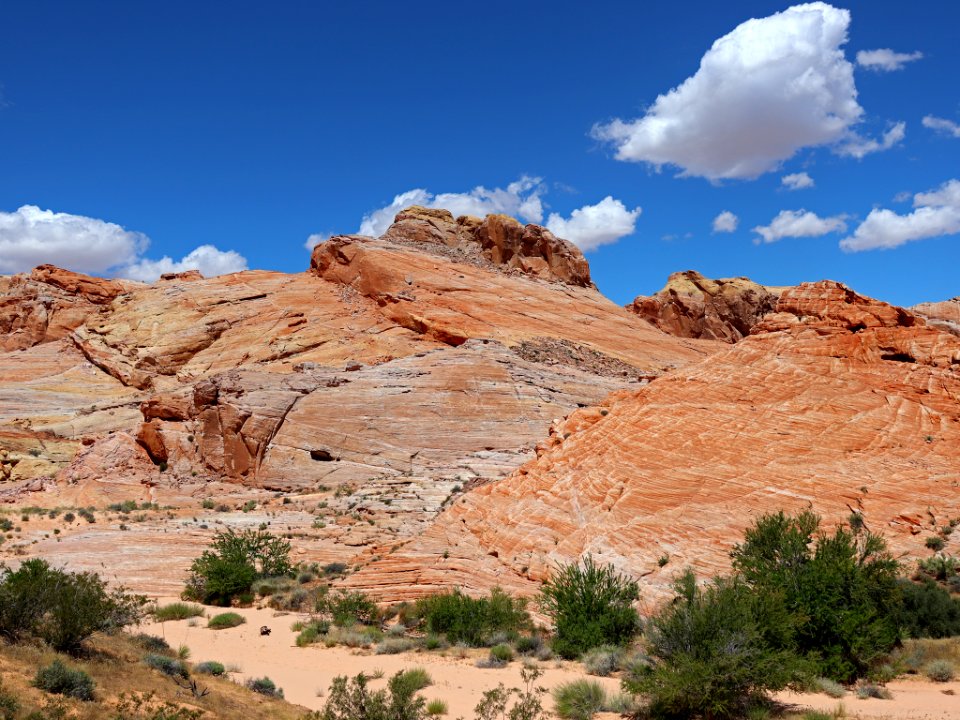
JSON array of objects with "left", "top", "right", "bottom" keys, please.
[
  {"left": 423, "top": 634, "right": 447, "bottom": 651},
  {"left": 924, "top": 659, "right": 955, "bottom": 682},
  {"left": 194, "top": 661, "right": 226, "bottom": 676},
  {"left": 375, "top": 637, "right": 416, "bottom": 655},
  {"left": 473, "top": 666, "right": 547, "bottom": 720},
  {"left": 416, "top": 588, "right": 529, "bottom": 647},
  {"left": 131, "top": 633, "right": 173, "bottom": 654},
  {"left": 324, "top": 627, "right": 371, "bottom": 648},
  {"left": 538, "top": 555, "right": 640, "bottom": 659},
  {"left": 814, "top": 677, "right": 846, "bottom": 698},
  {"left": 318, "top": 671, "right": 426, "bottom": 720},
  {"left": 581, "top": 645, "right": 622, "bottom": 676},
  {"left": 0, "top": 559, "right": 146, "bottom": 653},
  {"left": 897, "top": 578, "right": 960, "bottom": 638},
  {"left": 143, "top": 654, "right": 189, "bottom": 678},
  {"left": 0, "top": 680, "right": 20, "bottom": 720},
  {"left": 153, "top": 602, "right": 205, "bottom": 622},
  {"left": 396, "top": 667, "right": 432, "bottom": 692},
  {"left": 296, "top": 619, "right": 331, "bottom": 647},
  {"left": 426, "top": 699, "right": 448, "bottom": 716},
  {"left": 34, "top": 659, "right": 95, "bottom": 701},
  {"left": 316, "top": 589, "right": 378, "bottom": 627},
  {"left": 856, "top": 683, "right": 892, "bottom": 699},
  {"left": 514, "top": 635, "right": 543, "bottom": 655},
  {"left": 208, "top": 612, "right": 246, "bottom": 629},
  {"left": 490, "top": 643, "right": 514, "bottom": 663},
  {"left": 182, "top": 528, "right": 291, "bottom": 605},
  {"left": 731, "top": 510, "right": 902, "bottom": 682},
  {"left": 626, "top": 571, "right": 807, "bottom": 720},
  {"left": 552, "top": 680, "right": 605, "bottom": 720},
  {"left": 246, "top": 676, "right": 283, "bottom": 697},
  {"left": 917, "top": 554, "right": 959, "bottom": 582},
  {"left": 926, "top": 536, "right": 946, "bottom": 551}
]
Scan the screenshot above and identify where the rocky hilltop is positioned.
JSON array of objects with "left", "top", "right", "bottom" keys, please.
[
  {"left": 347, "top": 281, "right": 960, "bottom": 602},
  {"left": 0, "top": 207, "right": 713, "bottom": 592}
]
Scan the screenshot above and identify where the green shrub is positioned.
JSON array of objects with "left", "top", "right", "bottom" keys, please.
[
  {"left": 153, "top": 602, "right": 205, "bottom": 622},
  {"left": 926, "top": 536, "right": 946, "bottom": 551},
  {"left": 396, "top": 667, "right": 432, "bottom": 692},
  {"left": 0, "top": 679, "right": 20, "bottom": 720},
  {"left": 246, "top": 676, "right": 283, "bottom": 698},
  {"left": 208, "top": 612, "right": 246, "bottom": 629},
  {"left": 552, "top": 680, "right": 605, "bottom": 720},
  {"left": 474, "top": 666, "right": 547, "bottom": 720},
  {"left": 514, "top": 635, "right": 543, "bottom": 655},
  {"left": 416, "top": 588, "right": 529, "bottom": 647},
  {"left": 924, "top": 660, "right": 955, "bottom": 682},
  {"left": 897, "top": 578, "right": 960, "bottom": 638},
  {"left": 319, "top": 672, "right": 425, "bottom": 720},
  {"left": 426, "top": 699, "right": 448, "bottom": 716},
  {"left": 144, "top": 654, "right": 189, "bottom": 678},
  {"left": 182, "top": 528, "right": 291, "bottom": 606},
  {"left": 582, "top": 645, "right": 622, "bottom": 676},
  {"left": 0, "top": 559, "right": 146, "bottom": 653},
  {"left": 195, "top": 661, "right": 226, "bottom": 676},
  {"left": 813, "top": 677, "right": 846, "bottom": 698},
  {"left": 131, "top": 633, "right": 173, "bottom": 654},
  {"left": 731, "top": 510, "right": 902, "bottom": 683},
  {"left": 424, "top": 634, "right": 446, "bottom": 651},
  {"left": 322, "top": 562, "right": 349, "bottom": 577},
  {"left": 917, "top": 554, "right": 958, "bottom": 582},
  {"left": 856, "top": 683, "right": 892, "bottom": 699},
  {"left": 538, "top": 555, "right": 640, "bottom": 659},
  {"left": 316, "top": 589, "right": 379, "bottom": 627},
  {"left": 375, "top": 637, "right": 416, "bottom": 655},
  {"left": 34, "top": 659, "right": 95, "bottom": 701},
  {"left": 296, "top": 619, "right": 331, "bottom": 647},
  {"left": 489, "top": 644, "right": 514, "bottom": 664},
  {"left": 625, "top": 571, "right": 807, "bottom": 720}
]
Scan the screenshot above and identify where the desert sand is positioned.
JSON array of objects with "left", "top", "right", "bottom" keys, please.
[{"left": 141, "top": 602, "right": 960, "bottom": 719}]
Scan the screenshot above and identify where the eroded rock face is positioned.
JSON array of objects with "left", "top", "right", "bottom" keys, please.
[
  {"left": 0, "top": 265, "right": 135, "bottom": 351},
  {"left": 914, "top": 298, "right": 960, "bottom": 337},
  {"left": 627, "top": 270, "right": 781, "bottom": 342},
  {"left": 347, "top": 281, "right": 960, "bottom": 602}
]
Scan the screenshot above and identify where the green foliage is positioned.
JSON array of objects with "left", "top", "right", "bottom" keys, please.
[
  {"left": 296, "top": 620, "right": 331, "bottom": 647},
  {"left": 731, "top": 510, "right": 902, "bottom": 682},
  {"left": 318, "top": 672, "right": 426, "bottom": 720},
  {"left": 552, "top": 680, "right": 605, "bottom": 720},
  {"left": 395, "top": 668, "right": 432, "bottom": 693},
  {"left": 208, "top": 612, "right": 246, "bottom": 629},
  {"left": 194, "top": 661, "right": 226, "bottom": 676},
  {"left": 182, "top": 528, "right": 291, "bottom": 605},
  {"left": 0, "top": 679, "right": 20, "bottom": 720},
  {"left": 537, "top": 555, "right": 640, "bottom": 659},
  {"left": 130, "top": 633, "right": 173, "bottom": 655},
  {"left": 143, "top": 654, "right": 189, "bottom": 678},
  {"left": 473, "top": 666, "right": 547, "bottom": 720},
  {"left": 34, "top": 659, "right": 95, "bottom": 701},
  {"left": 246, "top": 676, "right": 283, "bottom": 697},
  {"left": 426, "top": 699, "right": 448, "bottom": 716},
  {"left": 813, "top": 677, "right": 846, "bottom": 698},
  {"left": 489, "top": 643, "right": 514, "bottom": 664},
  {"left": 113, "top": 692, "right": 205, "bottom": 720},
  {"left": 626, "top": 571, "right": 808, "bottom": 720},
  {"left": 897, "top": 578, "right": 960, "bottom": 638},
  {"left": 582, "top": 645, "right": 623, "bottom": 677},
  {"left": 153, "top": 602, "right": 205, "bottom": 622},
  {"left": 375, "top": 637, "right": 416, "bottom": 654},
  {"left": 924, "top": 659, "right": 955, "bottom": 682},
  {"left": 0, "top": 559, "right": 145, "bottom": 653},
  {"left": 312, "top": 588, "right": 379, "bottom": 626},
  {"left": 917, "top": 554, "right": 959, "bottom": 582},
  {"left": 415, "top": 588, "right": 530, "bottom": 647},
  {"left": 926, "top": 536, "right": 946, "bottom": 551}
]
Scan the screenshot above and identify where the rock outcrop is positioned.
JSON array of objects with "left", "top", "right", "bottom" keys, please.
[
  {"left": 914, "top": 298, "right": 960, "bottom": 337},
  {"left": 627, "top": 270, "right": 783, "bottom": 342},
  {"left": 347, "top": 281, "right": 960, "bottom": 602}
]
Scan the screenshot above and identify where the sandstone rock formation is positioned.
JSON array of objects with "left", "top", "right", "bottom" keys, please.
[
  {"left": 347, "top": 281, "right": 960, "bottom": 602},
  {"left": 914, "top": 297, "right": 960, "bottom": 337},
  {"left": 627, "top": 270, "right": 783, "bottom": 342}
]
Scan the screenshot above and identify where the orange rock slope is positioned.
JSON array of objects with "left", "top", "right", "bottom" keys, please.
[{"left": 347, "top": 281, "right": 960, "bottom": 603}]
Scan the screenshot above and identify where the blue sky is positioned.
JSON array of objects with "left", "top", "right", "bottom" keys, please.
[{"left": 1, "top": 1, "right": 958, "bottom": 306}]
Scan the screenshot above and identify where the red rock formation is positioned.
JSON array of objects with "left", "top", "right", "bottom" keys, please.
[
  {"left": 914, "top": 298, "right": 960, "bottom": 337},
  {"left": 347, "top": 281, "right": 960, "bottom": 602},
  {"left": 627, "top": 270, "right": 782, "bottom": 342}
]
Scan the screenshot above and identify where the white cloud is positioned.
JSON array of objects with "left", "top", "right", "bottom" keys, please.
[
  {"left": 119, "top": 245, "right": 248, "bottom": 282},
  {"left": 711, "top": 211, "right": 739, "bottom": 233},
  {"left": 855, "top": 48, "right": 923, "bottom": 72},
  {"left": 354, "top": 177, "right": 546, "bottom": 238},
  {"left": 0, "top": 204, "right": 247, "bottom": 282},
  {"left": 753, "top": 209, "right": 847, "bottom": 243},
  {"left": 923, "top": 115, "right": 960, "bottom": 139},
  {"left": 840, "top": 179, "right": 960, "bottom": 251},
  {"left": 545, "top": 196, "right": 641, "bottom": 251},
  {"left": 781, "top": 172, "right": 815, "bottom": 190},
  {"left": 0, "top": 205, "right": 147, "bottom": 274},
  {"left": 592, "top": 3, "right": 872, "bottom": 180},
  {"left": 834, "top": 121, "right": 906, "bottom": 158}
]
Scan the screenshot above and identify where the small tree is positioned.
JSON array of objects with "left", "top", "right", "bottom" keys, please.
[
  {"left": 625, "top": 571, "right": 807, "bottom": 719},
  {"left": 538, "top": 555, "right": 639, "bottom": 659},
  {"left": 183, "top": 528, "right": 291, "bottom": 605},
  {"left": 319, "top": 671, "right": 425, "bottom": 720}
]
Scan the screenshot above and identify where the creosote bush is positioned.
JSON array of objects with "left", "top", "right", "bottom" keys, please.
[
  {"left": 208, "top": 612, "right": 246, "bottom": 629},
  {"left": 246, "top": 676, "right": 283, "bottom": 697},
  {"left": 34, "top": 659, "right": 95, "bottom": 701},
  {"left": 537, "top": 555, "right": 640, "bottom": 659},
  {"left": 415, "top": 588, "right": 529, "bottom": 647}
]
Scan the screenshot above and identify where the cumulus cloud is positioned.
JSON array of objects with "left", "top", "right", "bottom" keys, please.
[
  {"left": 782, "top": 172, "right": 815, "bottom": 190},
  {"left": 0, "top": 205, "right": 147, "bottom": 274},
  {"left": 355, "top": 177, "right": 545, "bottom": 239},
  {"left": 840, "top": 179, "right": 960, "bottom": 251},
  {"left": 923, "top": 115, "right": 960, "bottom": 138},
  {"left": 855, "top": 48, "right": 923, "bottom": 72},
  {"left": 315, "top": 178, "right": 640, "bottom": 252},
  {"left": 119, "top": 245, "right": 248, "bottom": 282},
  {"left": 545, "top": 196, "right": 641, "bottom": 251},
  {"left": 753, "top": 209, "right": 847, "bottom": 243},
  {"left": 0, "top": 204, "right": 247, "bottom": 281},
  {"left": 591, "top": 3, "right": 875, "bottom": 180},
  {"left": 834, "top": 121, "right": 906, "bottom": 158},
  {"left": 711, "top": 211, "right": 739, "bottom": 233}
]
